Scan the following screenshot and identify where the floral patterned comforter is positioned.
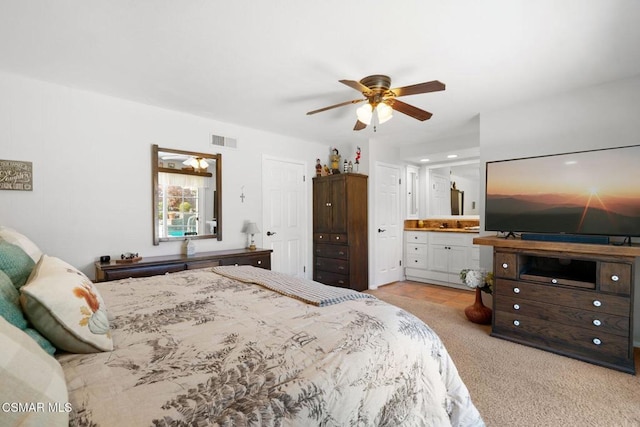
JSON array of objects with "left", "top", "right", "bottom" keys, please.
[{"left": 57, "top": 268, "right": 484, "bottom": 426}]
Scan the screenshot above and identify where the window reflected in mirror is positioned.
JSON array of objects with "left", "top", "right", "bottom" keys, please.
[{"left": 152, "top": 145, "right": 222, "bottom": 245}]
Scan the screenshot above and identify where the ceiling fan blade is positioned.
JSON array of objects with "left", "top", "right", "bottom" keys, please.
[
  {"left": 306, "top": 98, "right": 365, "bottom": 115},
  {"left": 339, "top": 79, "right": 373, "bottom": 95},
  {"left": 390, "top": 80, "right": 445, "bottom": 97},
  {"left": 353, "top": 120, "right": 367, "bottom": 131},
  {"left": 388, "top": 99, "right": 433, "bottom": 121}
]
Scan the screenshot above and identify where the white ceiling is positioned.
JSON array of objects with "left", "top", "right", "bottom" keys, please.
[{"left": 1, "top": 1, "right": 639, "bottom": 162}]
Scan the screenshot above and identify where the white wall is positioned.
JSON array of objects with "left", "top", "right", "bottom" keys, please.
[
  {"left": 479, "top": 74, "right": 640, "bottom": 345},
  {"left": 0, "top": 71, "right": 327, "bottom": 278}
]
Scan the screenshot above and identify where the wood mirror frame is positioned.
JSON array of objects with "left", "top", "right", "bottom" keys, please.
[{"left": 152, "top": 144, "right": 222, "bottom": 245}]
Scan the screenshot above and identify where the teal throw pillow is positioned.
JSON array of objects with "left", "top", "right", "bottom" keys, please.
[
  {"left": 0, "top": 271, "right": 55, "bottom": 355},
  {"left": 0, "top": 239, "right": 36, "bottom": 289}
]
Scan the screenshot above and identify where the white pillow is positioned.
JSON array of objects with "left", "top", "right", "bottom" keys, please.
[
  {"left": 0, "top": 226, "right": 43, "bottom": 263},
  {"left": 0, "top": 315, "right": 69, "bottom": 426},
  {"left": 20, "top": 255, "right": 113, "bottom": 353}
]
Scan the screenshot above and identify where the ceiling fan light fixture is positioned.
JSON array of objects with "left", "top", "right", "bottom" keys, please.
[
  {"left": 376, "top": 102, "right": 393, "bottom": 124},
  {"left": 356, "top": 103, "right": 373, "bottom": 125}
]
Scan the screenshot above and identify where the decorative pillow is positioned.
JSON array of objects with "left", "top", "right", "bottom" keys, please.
[
  {"left": 0, "top": 270, "right": 56, "bottom": 354},
  {"left": 0, "top": 316, "right": 69, "bottom": 427},
  {"left": 0, "top": 226, "right": 43, "bottom": 262},
  {"left": 0, "top": 239, "right": 36, "bottom": 289},
  {"left": 20, "top": 255, "right": 113, "bottom": 353}
]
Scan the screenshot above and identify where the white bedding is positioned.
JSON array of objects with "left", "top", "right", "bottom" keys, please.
[{"left": 56, "top": 268, "right": 484, "bottom": 426}]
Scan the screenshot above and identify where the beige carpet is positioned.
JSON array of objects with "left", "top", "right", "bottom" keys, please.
[{"left": 367, "top": 291, "right": 640, "bottom": 427}]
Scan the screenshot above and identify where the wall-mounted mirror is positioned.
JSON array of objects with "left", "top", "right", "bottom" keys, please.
[
  {"left": 152, "top": 145, "right": 222, "bottom": 245},
  {"left": 426, "top": 161, "right": 480, "bottom": 216}
]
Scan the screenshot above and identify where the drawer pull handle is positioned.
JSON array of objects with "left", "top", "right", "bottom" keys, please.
[
  {"left": 335, "top": 236, "right": 340, "bottom": 240},
  {"left": 319, "top": 235, "right": 323, "bottom": 239},
  {"left": 611, "top": 275, "right": 619, "bottom": 282},
  {"left": 257, "top": 260, "right": 261, "bottom": 265},
  {"left": 513, "top": 304, "right": 520, "bottom": 310},
  {"left": 593, "top": 300, "right": 602, "bottom": 307},
  {"left": 338, "top": 251, "right": 345, "bottom": 255},
  {"left": 592, "top": 338, "right": 602, "bottom": 345},
  {"left": 338, "top": 266, "right": 345, "bottom": 270},
  {"left": 513, "top": 287, "right": 520, "bottom": 294},
  {"left": 551, "top": 278, "right": 558, "bottom": 284},
  {"left": 415, "top": 247, "right": 418, "bottom": 250},
  {"left": 513, "top": 320, "right": 520, "bottom": 326},
  {"left": 502, "top": 263, "right": 509, "bottom": 269},
  {"left": 414, "top": 260, "right": 418, "bottom": 263},
  {"left": 593, "top": 319, "right": 602, "bottom": 327},
  {"left": 338, "top": 280, "right": 345, "bottom": 284}
]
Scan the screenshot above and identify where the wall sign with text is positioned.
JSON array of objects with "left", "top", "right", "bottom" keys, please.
[{"left": 0, "top": 160, "right": 33, "bottom": 191}]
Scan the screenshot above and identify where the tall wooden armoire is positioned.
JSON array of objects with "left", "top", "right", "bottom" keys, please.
[{"left": 312, "top": 173, "right": 368, "bottom": 291}]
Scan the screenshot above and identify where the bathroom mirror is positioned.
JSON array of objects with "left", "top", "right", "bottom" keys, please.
[
  {"left": 152, "top": 145, "right": 222, "bottom": 245},
  {"left": 426, "top": 161, "right": 480, "bottom": 216}
]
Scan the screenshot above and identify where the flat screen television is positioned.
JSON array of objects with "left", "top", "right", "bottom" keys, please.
[{"left": 485, "top": 144, "right": 640, "bottom": 239}]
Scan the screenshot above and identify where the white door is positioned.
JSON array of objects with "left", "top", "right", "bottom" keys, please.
[
  {"left": 373, "top": 162, "right": 402, "bottom": 288},
  {"left": 262, "top": 157, "right": 306, "bottom": 277}
]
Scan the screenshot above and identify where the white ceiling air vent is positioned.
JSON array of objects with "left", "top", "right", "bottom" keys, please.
[{"left": 211, "top": 134, "right": 238, "bottom": 149}]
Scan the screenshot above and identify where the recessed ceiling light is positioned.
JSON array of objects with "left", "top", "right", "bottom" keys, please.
[
  {"left": 447, "top": 154, "right": 458, "bottom": 159},
  {"left": 420, "top": 158, "right": 430, "bottom": 162}
]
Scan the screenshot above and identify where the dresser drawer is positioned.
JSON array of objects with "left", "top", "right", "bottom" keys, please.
[
  {"left": 314, "top": 232, "right": 348, "bottom": 244},
  {"left": 103, "top": 263, "right": 185, "bottom": 281},
  {"left": 219, "top": 255, "right": 271, "bottom": 269},
  {"left": 314, "top": 232, "right": 331, "bottom": 243},
  {"left": 406, "top": 243, "right": 427, "bottom": 256},
  {"left": 315, "top": 243, "right": 349, "bottom": 259},
  {"left": 599, "top": 262, "right": 632, "bottom": 295},
  {"left": 314, "top": 270, "right": 350, "bottom": 288},
  {"left": 494, "top": 311, "right": 631, "bottom": 364},
  {"left": 495, "top": 295, "right": 630, "bottom": 337},
  {"left": 186, "top": 259, "right": 221, "bottom": 270},
  {"left": 330, "top": 233, "right": 348, "bottom": 244},
  {"left": 406, "top": 256, "right": 427, "bottom": 269},
  {"left": 494, "top": 252, "right": 517, "bottom": 279},
  {"left": 314, "top": 257, "right": 349, "bottom": 275},
  {"left": 495, "top": 279, "right": 630, "bottom": 316},
  {"left": 405, "top": 231, "right": 428, "bottom": 244}
]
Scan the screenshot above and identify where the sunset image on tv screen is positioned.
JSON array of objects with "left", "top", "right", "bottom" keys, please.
[{"left": 485, "top": 145, "right": 640, "bottom": 236}]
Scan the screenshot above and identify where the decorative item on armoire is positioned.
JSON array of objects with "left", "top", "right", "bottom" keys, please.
[
  {"left": 355, "top": 146, "right": 361, "bottom": 172},
  {"left": 330, "top": 148, "right": 341, "bottom": 174},
  {"left": 459, "top": 269, "right": 493, "bottom": 324}
]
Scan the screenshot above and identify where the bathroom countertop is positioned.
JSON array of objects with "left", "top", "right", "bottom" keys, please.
[{"left": 404, "top": 227, "right": 479, "bottom": 233}]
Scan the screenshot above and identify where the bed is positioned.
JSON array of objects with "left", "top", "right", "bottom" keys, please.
[{"left": 0, "top": 227, "right": 484, "bottom": 426}]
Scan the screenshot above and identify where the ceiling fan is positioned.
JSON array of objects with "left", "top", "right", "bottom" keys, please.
[{"left": 306, "top": 74, "right": 445, "bottom": 131}]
